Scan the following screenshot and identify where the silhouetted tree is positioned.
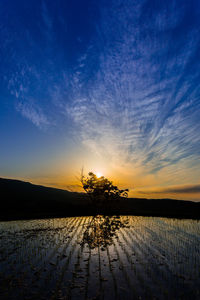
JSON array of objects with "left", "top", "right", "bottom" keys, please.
[
  {"left": 80, "top": 171, "right": 130, "bottom": 249},
  {"left": 81, "top": 171, "right": 129, "bottom": 212}
]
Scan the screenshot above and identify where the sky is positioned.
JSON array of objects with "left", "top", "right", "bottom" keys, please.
[{"left": 0, "top": 0, "right": 200, "bottom": 201}]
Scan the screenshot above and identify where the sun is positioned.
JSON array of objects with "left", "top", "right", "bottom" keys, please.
[{"left": 96, "top": 172, "right": 103, "bottom": 178}]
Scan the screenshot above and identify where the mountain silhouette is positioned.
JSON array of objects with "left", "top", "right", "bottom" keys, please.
[{"left": 0, "top": 178, "right": 199, "bottom": 220}]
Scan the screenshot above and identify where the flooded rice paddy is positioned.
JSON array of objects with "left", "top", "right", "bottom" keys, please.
[{"left": 0, "top": 216, "right": 200, "bottom": 299}]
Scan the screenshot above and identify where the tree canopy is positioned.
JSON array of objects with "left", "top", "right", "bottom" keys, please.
[
  {"left": 81, "top": 172, "right": 129, "bottom": 201},
  {"left": 80, "top": 172, "right": 130, "bottom": 248}
]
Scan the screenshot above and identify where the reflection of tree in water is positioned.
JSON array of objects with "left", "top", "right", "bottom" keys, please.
[
  {"left": 81, "top": 215, "right": 129, "bottom": 250},
  {"left": 80, "top": 172, "right": 130, "bottom": 250}
]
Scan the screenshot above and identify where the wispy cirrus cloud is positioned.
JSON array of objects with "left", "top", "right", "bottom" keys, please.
[
  {"left": 1, "top": 0, "right": 200, "bottom": 192},
  {"left": 16, "top": 101, "right": 49, "bottom": 129},
  {"left": 65, "top": 0, "right": 200, "bottom": 179}
]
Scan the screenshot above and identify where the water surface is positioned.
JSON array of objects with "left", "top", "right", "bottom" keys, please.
[{"left": 0, "top": 216, "right": 199, "bottom": 299}]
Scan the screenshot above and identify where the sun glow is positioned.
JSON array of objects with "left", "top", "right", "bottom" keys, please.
[{"left": 96, "top": 172, "right": 103, "bottom": 178}]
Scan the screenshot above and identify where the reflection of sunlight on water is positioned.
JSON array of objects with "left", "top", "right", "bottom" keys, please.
[{"left": 0, "top": 216, "right": 200, "bottom": 299}]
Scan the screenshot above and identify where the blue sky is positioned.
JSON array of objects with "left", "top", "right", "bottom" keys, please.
[{"left": 0, "top": 0, "right": 200, "bottom": 200}]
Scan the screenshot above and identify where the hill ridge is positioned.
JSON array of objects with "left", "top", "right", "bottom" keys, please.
[{"left": 0, "top": 178, "right": 199, "bottom": 221}]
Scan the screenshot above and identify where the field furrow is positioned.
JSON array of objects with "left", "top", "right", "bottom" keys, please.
[{"left": 0, "top": 216, "right": 200, "bottom": 299}]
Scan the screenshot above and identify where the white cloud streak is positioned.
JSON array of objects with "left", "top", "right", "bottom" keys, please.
[
  {"left": 16, "top": 101, "right": 49, "bottom": 129},
  {"left": 2, "top": 0, "right": 200, "bottom": 185},
  {"left": 65, "top": 0, "right": 200, "bottom": 178}
]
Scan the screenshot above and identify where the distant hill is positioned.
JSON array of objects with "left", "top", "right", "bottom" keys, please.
[{"left": 0, "top": 178, "right": 200, "bottom": 220}]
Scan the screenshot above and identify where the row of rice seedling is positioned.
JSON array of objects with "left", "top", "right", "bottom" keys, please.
[
  {"left": 0, "top": 216, "right": 200, "bottom": 299},
  {"left": 125, "top": 216, "right": 200, "bottom": 298}
]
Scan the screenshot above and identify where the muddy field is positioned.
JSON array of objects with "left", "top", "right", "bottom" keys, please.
[{"left": 0, "top": 216, "right": 200, "bottom": 299}]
